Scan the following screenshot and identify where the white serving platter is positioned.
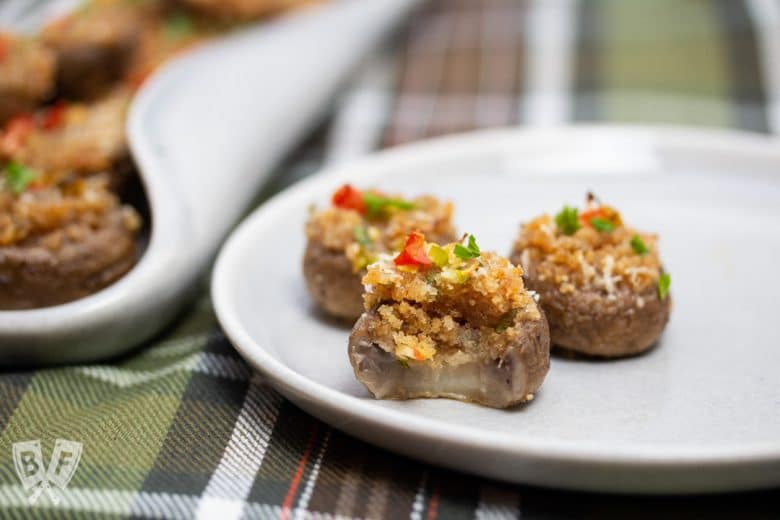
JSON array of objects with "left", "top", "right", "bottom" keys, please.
[
  {"left": 212, "top": 126, "right": 780, "bottom": 494},
  {"left": 0, "top": 0, "right": 420, "bottom": 364}
]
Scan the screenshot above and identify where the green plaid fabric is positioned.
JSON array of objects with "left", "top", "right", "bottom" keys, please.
[{"left": 1, "top": 0, "right": 779, "bottom": 518}]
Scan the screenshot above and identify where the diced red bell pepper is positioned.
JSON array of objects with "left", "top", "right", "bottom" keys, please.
[
  {"left": 332, "top": 184, "right": 367, "bottom": 214},
  {"left": 41, "top": 101, "right": 67, "bottom": 130},
  {"left": 394, "top": 231, "right": 432, "bottom": 268}
]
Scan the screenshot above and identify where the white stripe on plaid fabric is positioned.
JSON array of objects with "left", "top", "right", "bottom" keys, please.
[
  {"left": 523, "top": 0, "right": 577, "bottom": 125},
  {"left": 0, "top": 484, "right": 364, "bottom": 519},
  {"left": 0, "top": 484, "right": 199, "bottom": 518},
  {"left": 195, "top": 374, "right": 283, "bottom": 519},
  {"left": 408, "top": 470, "right": 427, "bottom": 520},
  {"left": 241, "top": 503, "right": 362, "bottom": 520},
  {"left": 474, "top": 484, "right": 521, "bottom": 520},
  {"left": 746, "top": 0, "right": 780, "bottom": 133},
  {"left": 325, "top": 50, "right": 399, "bottom": 164},
  {"left": 74, "top": 352, "right": 252, "bottom": 387}
]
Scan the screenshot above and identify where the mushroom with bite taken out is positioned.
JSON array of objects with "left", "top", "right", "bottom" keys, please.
[{"left": 349, "top": 232, "right": 550, "bottom": 409}]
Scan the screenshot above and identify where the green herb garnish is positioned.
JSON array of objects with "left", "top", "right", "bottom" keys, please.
[
  {"left": 555, "top": 205, "right": 581, "bottom": 235},
  {"left": 590, "top": 217, "right": 615, "bottom": 233},
  {"left": 363, "top": 192, "right": 415, "bottom": 217},
  {"left": 630, "top": 234, "right": 650, "bottom": 256},
  {"left": 165, "top": 12, "right": 194, "bottom": 40},
  {"left": 657, "top": 273, "right": 671, "bottom": 300},
  {"left": 454, "top": 234, "right": 480, "bottom": 260},
  {"left": 353, "top": 225, "right": 372, "bottom": 247},
  {"left": 495, "top": 309, "right": 518, "bottom": 333},
  {"left": 4, "top": 161, "right": 37, "bottom": 194}
]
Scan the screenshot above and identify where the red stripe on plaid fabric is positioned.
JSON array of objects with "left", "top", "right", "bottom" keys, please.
[
  {"left": 426, "top": 481, "right": 440, "bottom": 520},
  {"left": 280, "top": 423, "right": 319, "bottom": 520}
]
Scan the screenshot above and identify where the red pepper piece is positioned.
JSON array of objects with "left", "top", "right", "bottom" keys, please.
[
  {"left": 332, "top": 184, "right": 367, "bottom": 214},
  {"left": 41, "top": 101, "right": 68, "bottom": 130},
  {"left": 394, "top": 231, "right": 432, "bottom": 268}
]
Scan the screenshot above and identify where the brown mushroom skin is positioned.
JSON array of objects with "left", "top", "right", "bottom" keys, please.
[
  {"left": 348, "top": 309, "right": 550, "bottom": 409},
  {"left": 0, "top": 209, "right": 138, "bottom": 310},
  {"left": 0, "top": 95, "right": 41, "bottom": 127},
  {"left": 53, "top": 41, "right": 137, "bottom": 99},
  {"left": 41, "top": 6, "right": 141, "bottom": 100},
  {"left": 303, "top": 239, "right": 365, "bottom": 321},
  {"left": 511, "top": 250, "right": 671, "bottom": 357},
  {"left": 0, "top": 37, "right": 57, "bottom": 124}
]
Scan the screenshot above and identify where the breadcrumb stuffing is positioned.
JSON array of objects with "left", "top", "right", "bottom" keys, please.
[
  {"left": 513, "top": 212, "right": 663, "bottom": 295},
  {"left": 305, "top": 193, "right": 455, "bottom": 272},
  {"left": 0, "top": 174, "right": 139, "bottom": 247},
  {"left": 5, "top": 89, "right": 131, "bottom": 175},
  {"left": 362, "top": 236, "right": 543, "bottom": 363}
]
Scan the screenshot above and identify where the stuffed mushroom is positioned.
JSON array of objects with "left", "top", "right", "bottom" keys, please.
[
  {"left": 349, "top": 232, "right": 550, "bottom": 408},
  {"left": 41, "top": 2, "right": 143, "bottom": 99},
  {"left": 510, "top": 194, "right": 671, "bottom": 357},
  {"left": 0, "top": 167, "right": 141, "bottom": 310},
  {"left": 304, "top": 185, "right": 456, "bottom": 320},
  {"left": 0, "top": 34, "right": 57, "bottom": 125}
]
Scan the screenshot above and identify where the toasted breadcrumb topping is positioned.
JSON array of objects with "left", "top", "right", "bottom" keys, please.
[
  {"left": 4, "top": 89, "right": 130, "bottom": 175},
  {"left": 305, "top": 193, "right": 455, "bottom": 272},
  {"left": 0, "top": 174, "right": 139, "bottom": 247},
  {"left": 513, "top": 212, "right": 663, "bottom": 296},
  {"left": 362, "top": 234, "right": 541, "bottom": 363}
]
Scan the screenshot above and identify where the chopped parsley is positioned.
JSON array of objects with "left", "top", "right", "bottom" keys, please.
[
  {"left": 630, "top": 234, "right": 650, "bottom": 256},
  {"left": 363, "top": 192, "right": 415, "bottom": 217},
  {"left": 495, "top": 309, "right": 518, "bottom": 333},
  {"left": 657, "top": 273, "right": 671, "bottom": 300},
  {"left": 555, "top": 205, "right": 581, "bottom": 235},
  {"left": 454, "top": 234, "right": 480, "bottom": 260},
  {"left": 165, "top": 12, "right": 194, "bottom": 40},
  {"left": 353, "top": 225, "right": 372, "bottom": 247},
  {"left": 3, "top": 161, "right": 37, "bottom": 194},
  {"left": 590, "top": 217, "right": 615, "bottom": 233}
]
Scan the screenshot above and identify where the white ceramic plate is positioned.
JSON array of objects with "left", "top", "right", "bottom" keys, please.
[{"left": 212, "top": 126, "right": 780, "bottom": 494}]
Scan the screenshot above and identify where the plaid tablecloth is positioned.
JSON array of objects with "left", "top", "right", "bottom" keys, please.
[{"left": 2, "top": 0, "right": 780, "bottom": 518}]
